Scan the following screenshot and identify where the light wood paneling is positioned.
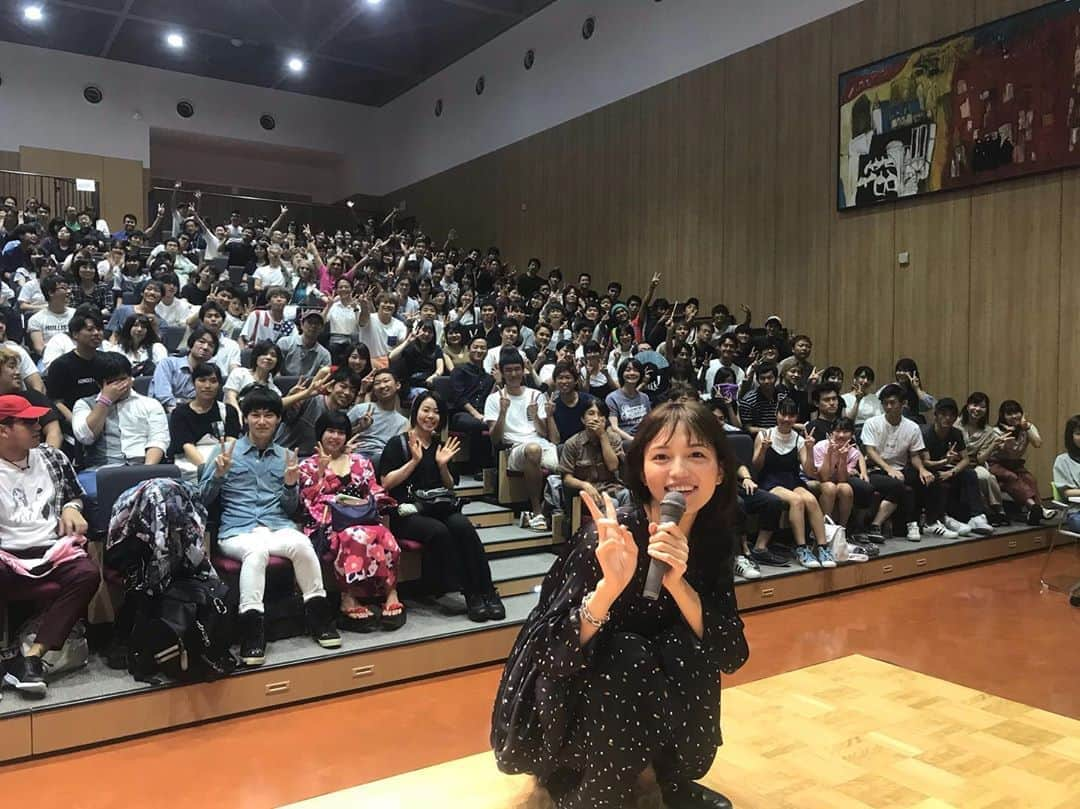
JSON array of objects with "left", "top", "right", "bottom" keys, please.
[
  {"left": 976, "top": 0, "right": 1048, "bottom": 25},
  {"left": 721, "top": 40, "right": 778, "bottom": 317},
  {"left": 1057, "top": 173, "right": 1080, "bottom": 453},
  {"left": 893, "top": 193, "right": 972, "bottom": 401},
  {"left": 0, "top": 150, "right": 18, "bottom": 171},
  {"left": 0, "top": 714, "right": 31, "bottom": 763},
  {"left": 896, "top": 0, "right": 976, "bottom": 53},
  {"left": 969, "top": 177, "right": 1062, "bottom": 485},
  {"left": 773, "top": 17, "right": 833, "bottom": 357}
]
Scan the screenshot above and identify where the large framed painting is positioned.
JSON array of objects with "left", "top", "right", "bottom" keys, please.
[{"left": 838, "top": 0, "right": 1080, "bottom": 210}]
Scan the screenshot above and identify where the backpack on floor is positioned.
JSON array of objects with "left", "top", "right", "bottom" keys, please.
[{"left": 128, "top": 575, "right": 236, "bottom": 684}]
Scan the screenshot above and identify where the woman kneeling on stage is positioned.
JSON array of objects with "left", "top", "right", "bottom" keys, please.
[{"left": 491, "top": 401, "right": 749, "bottom": 809}]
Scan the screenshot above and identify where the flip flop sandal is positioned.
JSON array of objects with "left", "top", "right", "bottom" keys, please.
[
  {"left": 380, "top": 602, "right": 407, "bottom": 631},
  {"left": 337, "top": 605, "right": 378, "bottom": 633}
]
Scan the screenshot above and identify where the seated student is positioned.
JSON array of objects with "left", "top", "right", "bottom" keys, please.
[
  {"left": 484, "top": 349, "right": 555, "bottom": 531},
  {"left": 921, "top": 398, "right": 995, "bottom": 536},
  {"left": 842, "top": 365, "right": 883, "bottom": 432},
  {"left": 106, "top": 280, "right": 161, "bottom": 340},
  {"left": 378, "top": 392, "right": 504, "bottom": 622},
  {"left": 27, "top": 276, "right": 75, "bottom": 358},
  {"left": 72, "top": 352, "right": 169, "bottom": 506},
  {"left": 276, "top": 366, "right": 356, "bottom": 457},
  {"left": 168, "top": 362, "right": 240, "bottom": 481},
  {"left": 959, "top": 392, "right": 1008, "bottom": 526},
  {"left": 240, "top": 286, "right": 295, "bottom": 349},
  {"left": 605, "top": 324, "right": 636, "bottom": 380},
  {"left": 348, "top": 367, "right": 408, "bottom": 469},
  {"left": 559, "top": 398, "right": 629, "bottom": 508},
  {"left": 0, "top": 395, "right": 100, "bottom": 697},
  {"left": 604, "top": 357, "right": 651, "bottom": 446},
  {"left": 752, "top": 398, "right": 835, "bottom": 568},
  {"left": 44, "top": 307, "right": 105, "bottom": 435},
  {"left": 727, "top": 438, "right": 788, "bottom": 572},
  {"left": 707, "top": 386, "right": 743, "bottom": 433},
  {"left": 70, "top": 255, "right": 113, "bottom": 318},
  {"left": 389, "top": 318, "right": 444, "bottom": 395},
  {"left": 0, "top": 347, "right": 61, "bottom": 448},
  {"left": 538, "top": 338, "right": 576, "bottom": 388},
  {"left": 738, "top": 361, "right": 780, "bottom": 436},
  {"left": 442, "top": 322, "right": 471, "bottom": 371},
  {"left": 199, "top": 388, "right": 341, "bottom": 666},
  {"left": 357, "top": 291, "right": 407, "bottom": 369},
  {"left": 703, "top": 333, "right": 747, "bottom": 397},
  {"left": 806, "top": 382, "right": 843, "bottom": 440},
  {"left": 196, "top": 301, "right": 242, "bottom": 377},
  {"left": 224, "top": 340, "right": 283, "bottom": 417},
  {"left": 810, "top": 416, "right": 865, "bottom": 529},
  {"left": 0, "top": 317, "right": 44, "bottom": 393},
  {"left": 580, "top": 340, "right": 616, "bottom": 400},
  {"left": 545, "top": 361, "right": 593, "bottom": 445},
  {"left": 776, "top": 361, "right": 811, "bottom": 426},
  {"left": 884, "top": 358, "right": 936, "bottom": 424},
  {"left": 276, "top": 310, "right": 331, "bottom": 379},
  {"left": 861, "top": 383, "right": 937, "bottom": 542},
  {"left": 299, "top": 412, "right": 403, "bottom": 631},
  {"left": 333, "top": 340, "right": 373, "bottom": 382},
  {"left": 483, "top": 318, "right": 521, "bottom": 375},
  {"left": 103, "top": 313, "right": 167, "bottom": 377},
  {"left": 1052, "top": 414, "right": 1080, "bottom": 533},
  {"left": 446, "top": 336, "right": 494, "bottom": 468},
  {"left": 153, "top": 273, "right": 192, "bottom": 330},
  {"left": 988, "top": 399, "right": 1056, "bottom": 526},
  {"left": 776, "top": 333, "right": 816, "bottom": 390},
  {"left": 150, "top": 325, "right": 219, "bottom": 413}
]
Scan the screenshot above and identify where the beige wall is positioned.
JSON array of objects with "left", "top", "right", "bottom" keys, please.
[
  {"left": 18, "top": 146, "right": 146, "bottom": 231},
  {"left": 386, "top": 0, "right": 1073, "bottom": 488}
]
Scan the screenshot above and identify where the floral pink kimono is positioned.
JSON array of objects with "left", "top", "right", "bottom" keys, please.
[{"left": 298, "top": 453, "right": 400, "bottom": 599}]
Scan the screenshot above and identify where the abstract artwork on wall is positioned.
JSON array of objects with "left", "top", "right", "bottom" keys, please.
[{"left": 838, "top": 0, "right": 1080, "bottom": 210}]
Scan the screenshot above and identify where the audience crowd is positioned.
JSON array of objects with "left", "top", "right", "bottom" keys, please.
[{"left": 0, "top": 189, "right": 1073, "bottom": 696}]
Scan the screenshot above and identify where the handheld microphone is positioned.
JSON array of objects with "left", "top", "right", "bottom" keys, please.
[{"left": 643, "top": 490, "right": 686, "bottom": 600}]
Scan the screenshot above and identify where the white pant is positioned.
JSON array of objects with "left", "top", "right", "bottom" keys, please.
[{"left": 217, "top": 527, "right": 326, "bottom": 614}]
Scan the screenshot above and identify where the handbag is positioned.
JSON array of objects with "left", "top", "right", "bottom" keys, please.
[
  {"left": 824, "top": 516, "right": 848, "bottom": 562},
  {"left": 329, "top": 496, "right": 381, "bottom": 531},
  {"left": 410, "top": 486, "right": 461, "bottom": 518}
]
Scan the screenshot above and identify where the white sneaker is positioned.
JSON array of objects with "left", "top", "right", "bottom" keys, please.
[
  {"left": 528, "top": 513, "right": 548, "bottom": 531},
  {"left": 969, "top": 514, "right": 995, "bottom": 535},
  {"left": 518, "top": 511, "right": 533, "bottom": 528},
  {"left": 906, "top": 521, "right": 923, "bottom": 541},
  {"left": 924, "top": 520, "right": 959, "bottom": 539},
  {"left": 944, "top": 516, "right": 974, "bottom": 536},
  {"left": 734, "top": 554, "right": 762, "bottom": 580}
]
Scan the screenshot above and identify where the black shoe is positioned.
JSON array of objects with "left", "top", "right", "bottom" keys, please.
[
  {"left": 865, "top": 524, "right": 886, "bottom": 543},
  {"left": 466, "top": 593, "right": 489, "bottom": 622},
  {"left": 238, "top": 610, "right": 266, "bottom": 666},
  {"left": 483, "top": 592, "right": 506, "bottom": 621},
  {"left": 989, "top": 510, "right": 1010, "bottom": 527},
  {"left": 749, "top": 547, "right": 790, "bottom": 567},
  {"left": 660, "top": 780, "right": 733, "bottom": 809},
  {"left": 305, "top": 596, "right": 342, "bottom": 649},
  {"left": 1027, "top": 505, "right": 1044, "bottom": 526},
  {"left": 3, "top": 653, "right": 48, "bottom": 697}
]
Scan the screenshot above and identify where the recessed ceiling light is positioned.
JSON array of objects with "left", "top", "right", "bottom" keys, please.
[
  {"left": 23, "top": 5, "right": 44, "bottom": 22},
  {"left": 166, "top": 32, "right": 185, "bottom": 49},
  {"left": 287, "top": 57, "right": 305, "bottom": 73},
  {"left": 365, "top": 0, "right": 383, "bottom": 6}
]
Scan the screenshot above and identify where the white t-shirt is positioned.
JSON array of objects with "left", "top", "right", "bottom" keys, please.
[
  {"left": 327, "top": 300, "right": 359, "bottom": 338},
  {"left": 253, "top": 264, "right": 289, "bottom": 290},
  {"left": 861, "top": 414, "right": 925, "bottom": 471},
  {"left": 16, "top": 278, "right": 44, "bottom": 307},
  {"left": 484, "top": 344, "right": 518, "bottom": 374},
  {"left": 0, "top": 449, "right": 61, "bottom": 553},
  {"left": 102, "top": 340, "right": 168, "bottom": 367},
  {"left": 41, "top": 334, "right": 75, "bottom": 370},
  {"left": 27, "top": 307, "right": 74, "bottom": 345},
  {"left": 224, "top": 367, "right": 282, "bottom": 397},
  {"left": 2, "top": 340, "right": 39, "bottom": 384},
  {"left": 358, "top": 315, "right": 407, "bottom": 361},
  {"left": 483, "top": 387, "right": 548, "bottom": 447},
  {"left": 841, "top": 392, "right": 884, "bottom": 425},
  {"left": 212, "top": 335, "right": 242, "bottom": 376},
  {"left": 703, "top": 359, "right": 746, "bottom": 398},
  {"left": 156, "top": 297, "right": 193, "bottom": 329}
]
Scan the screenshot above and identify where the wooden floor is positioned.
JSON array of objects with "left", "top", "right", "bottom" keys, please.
[{"left": 283, "top": 654, "right": 1080, "bottom": 809}]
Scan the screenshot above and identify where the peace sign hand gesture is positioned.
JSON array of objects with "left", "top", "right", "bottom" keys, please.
[
  {"left": 315, "top": 441, "right": 332, "bottom": 475},
  {"left": 284, "top": 449, "right": 300, "bottom": 487},
  {"left": 214, "top": 439, "right": 235, "bottom": 479},
  {"left": 582, "top": 490, "right": 637, "bottom": 598}
]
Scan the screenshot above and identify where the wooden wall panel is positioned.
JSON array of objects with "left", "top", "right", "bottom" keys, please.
[
  {"left": 976, "top": 0, "right": 1047, "bottom": 25},
  {"left": 969, "top": 177, "right": 1062, "bottom": 485},
  {"left": 896, "top": 0, "right": 976, "bottom": 53},
  {"left": 773, "top": 18, "right": 833, "bottom": 357},
  {"left": 0, "top": 150, "right": 18, "bottom": 171},
  {"left": 18, "top": 147, "right": 144, "bottom": 232},
  {"left": 721, "top": 41, "right": 778, "bottom": 317},
  {"left": 1056, "top": 173, "right": 1080, "bottom": 457}
]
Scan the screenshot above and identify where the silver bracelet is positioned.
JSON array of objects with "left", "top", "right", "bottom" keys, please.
[{"left": 580, "top": 590, "right": 608, "bottom": 628}]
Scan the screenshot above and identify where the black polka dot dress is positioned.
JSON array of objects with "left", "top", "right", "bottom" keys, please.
[{"left": 490, "top": 506, "right": 749, "bottom": 808}]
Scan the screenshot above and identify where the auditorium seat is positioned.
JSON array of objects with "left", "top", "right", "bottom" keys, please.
[{"left": 132, "top": 375, "right": 152, "bottom": 396}]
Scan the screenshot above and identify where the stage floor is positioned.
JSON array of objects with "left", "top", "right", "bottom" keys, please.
[{"left": 280, "top": 654, "right": 1080, "bottom": 809}]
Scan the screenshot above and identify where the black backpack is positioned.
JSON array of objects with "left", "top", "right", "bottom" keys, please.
[{"left": 128, "top": 575, "right": 237, "bottom": 684}]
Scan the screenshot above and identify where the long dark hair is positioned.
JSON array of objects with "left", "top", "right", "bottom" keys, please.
[
  {"left": 118, "top": 313, "right": 160, "bottom": 354},
  {"left": 1064, "top": 415, "right": 1080, "bottom": 463},
  {"left": 961, "top": 391, "right": 990, "bottom": 428},
  {"left": 624, "top": 401, "right": 738, "bottom": 571}
]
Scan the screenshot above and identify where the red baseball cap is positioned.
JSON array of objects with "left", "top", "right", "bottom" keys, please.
[{"left": 0, "top": 395, "right": 50, "bottom": 421}]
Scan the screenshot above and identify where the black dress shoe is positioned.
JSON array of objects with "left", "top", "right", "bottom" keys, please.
[
  {"left": 466, "top": 593, "right": 489, "bottom": 622},
  {"left": 660, "top": 781, "right": 733, "bottom": 809},
  {"left": 305, "top": 596, "right": 342, "bottom": 649},
  {"left": 3, "top": 653, "right": 48, "bottom": 697},
  {"left": 483, "top": 592, "right": 506, "bottom": 621}
]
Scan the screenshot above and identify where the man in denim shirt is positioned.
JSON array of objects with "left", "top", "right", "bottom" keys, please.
[{"left": 200, "top": 387, "right": 339, "bottom": 666}]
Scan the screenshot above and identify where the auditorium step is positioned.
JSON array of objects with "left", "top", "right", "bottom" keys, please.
[
  {"left": 462, "top": 500, "right": 514, "bottom": 528},
  {"left": 489, "top": 551, "right": 558, "bottom": 597},
  {"left": 455, "top": 473, "right": 491, "bottom": 498},
  {"left": 477, "top": 522, "right": 560, "bottom": 555}
]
